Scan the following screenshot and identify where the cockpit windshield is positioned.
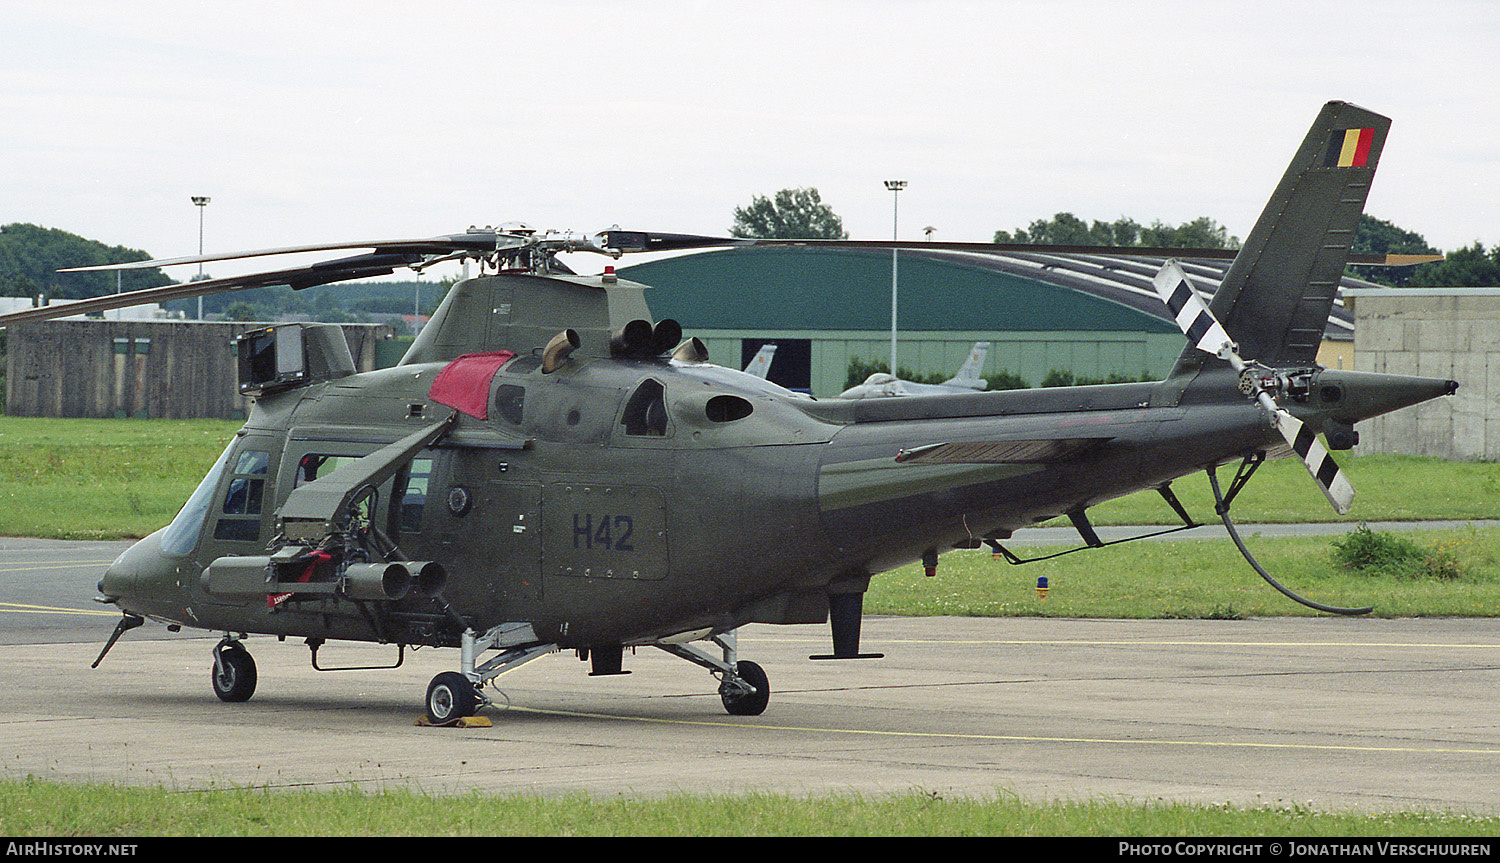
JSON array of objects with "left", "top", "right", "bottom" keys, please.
[{"left": 159, "top": 440, "right": 236, "bottom": 556}]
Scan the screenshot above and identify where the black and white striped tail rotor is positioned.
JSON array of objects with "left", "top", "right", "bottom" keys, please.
[{"left": 1152, "top": 260, "right": 1355, "bottom": 515}]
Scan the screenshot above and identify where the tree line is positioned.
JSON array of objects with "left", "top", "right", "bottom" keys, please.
[
  {"left": 0, "top": 223, "right": 170, "bottom": 300},
  {"left": 992, "top": 213, "right": 1240, "bottom": 250}
]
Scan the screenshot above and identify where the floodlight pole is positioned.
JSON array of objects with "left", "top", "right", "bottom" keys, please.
[
  {"left": 884, "top": 180, "right": 906, "bottom": 375},
  {"left": 191, "top": 196, "right": 211, "bottom": 319}
]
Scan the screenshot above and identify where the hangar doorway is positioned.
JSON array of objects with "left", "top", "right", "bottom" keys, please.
[{"left": 741, "top": 338, "right": 810, "bottom": 393}]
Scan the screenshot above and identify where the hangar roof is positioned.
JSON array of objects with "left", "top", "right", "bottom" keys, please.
[{"left": 620, "top": 247, "right": 1365, "bottom": 340}]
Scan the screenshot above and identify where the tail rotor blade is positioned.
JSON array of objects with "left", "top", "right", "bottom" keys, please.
[
  {"left": 1272, "top": 409, "right": 1355, "bottom": 515},
  {"left": 1152, "top": 260, "right": 1234, "bottom": 358}
]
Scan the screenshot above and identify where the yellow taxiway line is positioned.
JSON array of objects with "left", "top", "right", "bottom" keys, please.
[
  {"left": 503, "top": 704, "right": 1500, "bottom": 757},
  {"left": 0, "top": 602, "right": 116, "bottom": 617}
]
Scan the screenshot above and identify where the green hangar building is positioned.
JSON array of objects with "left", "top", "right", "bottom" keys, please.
[{"left": 620, "top": 247, "right": 1358, "bottom": 397}]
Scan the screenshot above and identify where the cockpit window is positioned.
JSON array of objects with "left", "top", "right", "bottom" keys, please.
[{"left": 234, "top": 450, "right": 270, "bottom": 476}]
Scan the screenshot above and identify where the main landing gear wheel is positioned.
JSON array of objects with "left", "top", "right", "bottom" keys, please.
[
  {"left": 425, "top": 671, "right": 480, "bottom": 724},
  {"left": 719, "top": 660, "right": 769, "bottom": 716},
  {"left": 211, "top": 642, "right": 257, "bottom": 703}
]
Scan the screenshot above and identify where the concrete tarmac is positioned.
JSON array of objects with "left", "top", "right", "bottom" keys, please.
[{"left": 2, "top": 537, "right": 1499, "bottom": 811}]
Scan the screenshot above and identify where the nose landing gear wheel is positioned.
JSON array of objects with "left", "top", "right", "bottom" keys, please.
[
  {"left": 719, "top": 660, "right": 769, "bottom": 716},
  {"left": 426, "top": 671, "right": 480, "bottom": 724},
  {"left": 211, "top": 642, "right": 257, "bottom": 703}
]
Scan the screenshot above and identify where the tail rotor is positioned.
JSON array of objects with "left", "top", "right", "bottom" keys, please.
[{"left": 1154, "top": 260, "right": 1354, "bottom": 515}]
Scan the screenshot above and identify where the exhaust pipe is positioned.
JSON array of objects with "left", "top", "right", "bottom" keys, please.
[
  {"left": 542, "top": 329, "right": 580, "bottom": 373},
  {"left": 611, "top": 318, "right": 684, "bottom": 359},
  {"left": 672, "top": 336, "right": 709, "bottom": 363},
  {"left": 649, "top": 319, "right": 681, "bottom": 356},
  {"left": 610, "top": 319, "right": 653, "bottom": 357}
]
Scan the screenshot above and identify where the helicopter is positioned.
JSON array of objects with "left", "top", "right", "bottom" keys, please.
[{"left": 0, "top": 100, "right": 1458, "bottom": 725}]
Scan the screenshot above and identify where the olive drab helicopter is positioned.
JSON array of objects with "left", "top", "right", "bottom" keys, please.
[{"left": 0, "top": 101, "right": 1458, "bottom": 725}]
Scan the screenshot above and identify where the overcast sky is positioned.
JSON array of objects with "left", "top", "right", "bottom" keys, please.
[{"left": 4, "top": 0, "right": 1496, "bottom": 280}]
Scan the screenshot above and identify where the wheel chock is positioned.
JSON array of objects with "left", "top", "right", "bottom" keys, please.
[{"left": 415, "top": 715, "right": 493, "bottom": 728}]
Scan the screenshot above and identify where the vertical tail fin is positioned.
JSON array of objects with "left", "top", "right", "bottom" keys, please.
[
  {"left": 944, "top": 341, "right": 990, "bottom": 387},
  {"left": 1175, "top": 101, "right": 1390, "bottom": 371},
  {"left": 744, "top": 343, "right": 777, "bottom": 378}
]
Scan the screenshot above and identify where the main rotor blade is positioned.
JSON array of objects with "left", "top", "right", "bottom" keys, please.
[
  {"left": 600, "top": 232, "right": 1251, "bottom": 260},
  {"left": 56, "top": 227, "right": 1435, "bottom": 276},
  {"left": 602, "top": 231, "right": 755, "bottom": 254},
  {"left": 0, "top": 253, "right": 413, "bottom": 327},
  {"left": 19, "top": 223, "right": 1431, "bottom": 332},
  {"left": 9, "top": 227, "right": 537, "bottom": 328},
  {"left": 751, "top": 238, "right": 1243, "bottom": 259},
  {"left": 739, "top": 239, "right": 1432, "bottom": 265},
  {"left": 603, "top": 234, "right": 1249, "bottom": 260},
  {"left": 57, "top": 231, "right": 514, "bottom": 273}
]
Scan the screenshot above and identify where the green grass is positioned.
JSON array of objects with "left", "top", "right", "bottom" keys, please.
[
  {"left": 1075, "top": 453, "right": 1500, "bottom": 525},
  {"left": 869, "top": 526, "right": 1500, "bottom": 619},
  {"left": 1, "top": 780, "right": 1495, "bottom": 836},
  {"left": 0, "top": 417, "right": 239, "bottom": 539}
]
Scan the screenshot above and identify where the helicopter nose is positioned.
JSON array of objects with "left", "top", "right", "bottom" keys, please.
[{"left": 98, "top": 528, "right": 174, "bottom": 603}]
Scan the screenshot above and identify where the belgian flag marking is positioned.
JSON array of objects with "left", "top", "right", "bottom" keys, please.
[{"left": 1324, "top": 127, "right": 1375, "bottom": 168}]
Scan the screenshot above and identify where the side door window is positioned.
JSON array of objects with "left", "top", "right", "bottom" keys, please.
[
  {"left": 390, "top": 457, "right": 433, "bottom": 536},
  {"left": 289, "top": 450, "right": 432, "bottom": 539},
  {"left": 292, "top": 452, "right": 373, "bottom": 529}
]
